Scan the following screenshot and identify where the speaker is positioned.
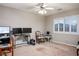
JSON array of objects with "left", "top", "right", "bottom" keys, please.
[
  {"left": 46, "top": 31, "right": 50, "bottom": 35},
  {"left": 30, "top": 39, "right": 35, "bottom": 45}
]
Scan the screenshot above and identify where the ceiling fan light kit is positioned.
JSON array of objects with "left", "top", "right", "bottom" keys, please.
[
  {"left": 38, "top": 9, "right": 47, "bottom": 15},
  {"left": 35, "top": 3, "right": 55, "bottom": 15}
]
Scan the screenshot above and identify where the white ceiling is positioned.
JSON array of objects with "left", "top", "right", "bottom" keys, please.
[{"left": 0, "top": 3, "right": 79, "bottom": 16}]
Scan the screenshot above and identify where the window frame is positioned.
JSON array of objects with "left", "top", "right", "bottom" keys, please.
[{"left": 53, "top": 15, "right": 78, "bottom": 35}]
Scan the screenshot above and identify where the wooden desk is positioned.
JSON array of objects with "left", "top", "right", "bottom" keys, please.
[
  {"left": 0, "top": 36, "right": 14, "bottom": 56},
  {"left": 0, "top": 44, "right": 13, "bottom": 56}
]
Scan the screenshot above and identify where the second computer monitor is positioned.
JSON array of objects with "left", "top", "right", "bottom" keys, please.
[
  {"left": 13, "top": 28, "right": 22, "bottom": 34},
  {"left": 23, "top": 28, "right": 32, "bottom": 33}
]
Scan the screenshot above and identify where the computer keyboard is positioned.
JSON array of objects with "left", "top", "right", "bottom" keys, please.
[{"left": 0, "top": 36, "right": 10, "bottom": 39}]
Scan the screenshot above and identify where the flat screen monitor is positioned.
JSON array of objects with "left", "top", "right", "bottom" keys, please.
[
  {"left": 0, "top": 38, "right": 10, "bottom": 44},
  {"left": 23, "top": 28, "right": 32, "bottom": 33},
  {"left": 13, "top": 28, "right": 22, "bottom": 34},
  {"left": 0, "top": 26, "right": 10, "bottom": 34}
]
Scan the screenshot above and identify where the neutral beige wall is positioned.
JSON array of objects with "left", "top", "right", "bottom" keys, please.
[
  {"left": 45, "top": 9, "right": 79, "bottom": 46},
  {"left": 0, "top": 6, "right": 45, "bottom": 39},
  {"left": 1, "top": 5, "right": 79, "bottom": 46}
]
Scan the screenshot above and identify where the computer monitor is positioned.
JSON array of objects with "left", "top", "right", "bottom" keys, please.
[
  {"left": 0, "top": 26, "right": 10, "bottom": 34},
  {"left": 0, "top": 38, "right": 10, "bottom": 44},
  {"left": 23, "top": 28, "right": 32, "bottom": 33},
  {"left": 13, "top": 28, "right": 22, "bottom": 34}
]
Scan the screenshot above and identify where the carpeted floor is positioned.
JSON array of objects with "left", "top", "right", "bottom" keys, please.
[{"left": 14, "top": 42, "right": 77, "bottom": 56}]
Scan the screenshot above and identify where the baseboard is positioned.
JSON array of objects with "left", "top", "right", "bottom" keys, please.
[{"left": 52, "top": 40, "right": 77, "bottom": 47}]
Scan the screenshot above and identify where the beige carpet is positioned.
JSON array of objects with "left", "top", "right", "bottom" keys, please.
[{"left": 14, "top": 42, "right": 77, "bottom": 56}]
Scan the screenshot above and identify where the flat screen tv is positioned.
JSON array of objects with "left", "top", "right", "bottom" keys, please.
[
  {"left": 13, "top": 28, "right": 22, "bottom": 34},
  {"left": 0, "top": 26, "right": 10, "bottom": 34},
  {"left": 23, "top": 28, "right": 32, "bottom": 33}
]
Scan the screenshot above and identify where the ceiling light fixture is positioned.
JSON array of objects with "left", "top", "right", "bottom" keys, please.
[
  {"left": 36, "top": 3, "right": 54, "bottom": 15},
  {"left": 38, "top": 9, "right": 47, "bottom": 15}
]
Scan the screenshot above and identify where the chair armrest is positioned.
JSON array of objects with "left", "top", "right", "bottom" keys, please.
[{"left": 10, "top": 35, "right": 16, "bottom": 46}]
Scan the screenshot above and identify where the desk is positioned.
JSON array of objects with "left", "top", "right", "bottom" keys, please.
[
  {"left": 22, "top": 34, "right": 31, "bottom": 41},
  {"left": 45, "top": 35, "right": 52, "bottom": 42},
  {"left": 14, "top": 34, "right": 30, "bottom": 41},
  {"left": 0, "top": 44, "right": 13, "bottom": 56},
  {"left": 0, "top": 36, "right": 14, "bottom": 56}
]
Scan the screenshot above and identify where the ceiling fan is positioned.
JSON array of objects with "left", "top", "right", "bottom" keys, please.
[{"left": 33, "top": 3, "right": 55, "bottom": 15}]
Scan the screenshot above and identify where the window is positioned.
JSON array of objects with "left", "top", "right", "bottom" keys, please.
[
  {"left": 54, "top": 15, "right": 78, "bottom": 34},
  {"left": 59, "top": 23, "right": 63, "bottom": 31},
  {"left": 71, "top": 24, "right": 77, "bottom": 32},
  {"left": 65, "top": 24, "right": 69, "bottom": 32},
  {"left": 55, "top": 24, "right": 58, "bottom": 31}
]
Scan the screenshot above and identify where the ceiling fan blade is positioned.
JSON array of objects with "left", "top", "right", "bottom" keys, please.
[
  {"left": 35, "top": 3, "right": 47, "bottom": 7},
  {"left": 34, "top": 6, "right": 40, "bottom": 9},
  {"left": 45, "top": 7, "right": 55, "bottom": 10},
  {"left": 35, "top": 3, "right": 43, "bottom": 7},
  {"left": 42, "top": 3, "right": 47, "bottom": 7}
]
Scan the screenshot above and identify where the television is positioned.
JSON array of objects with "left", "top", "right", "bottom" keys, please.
[
  {"left": 23, "top": 28, "right": 32, "bottom": 33},
  {"left": 0, "top": 26, "right": 10, "bottom": 34},
  {"left": 13, "top": 28, "right": 22, "bottom": 34}
]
